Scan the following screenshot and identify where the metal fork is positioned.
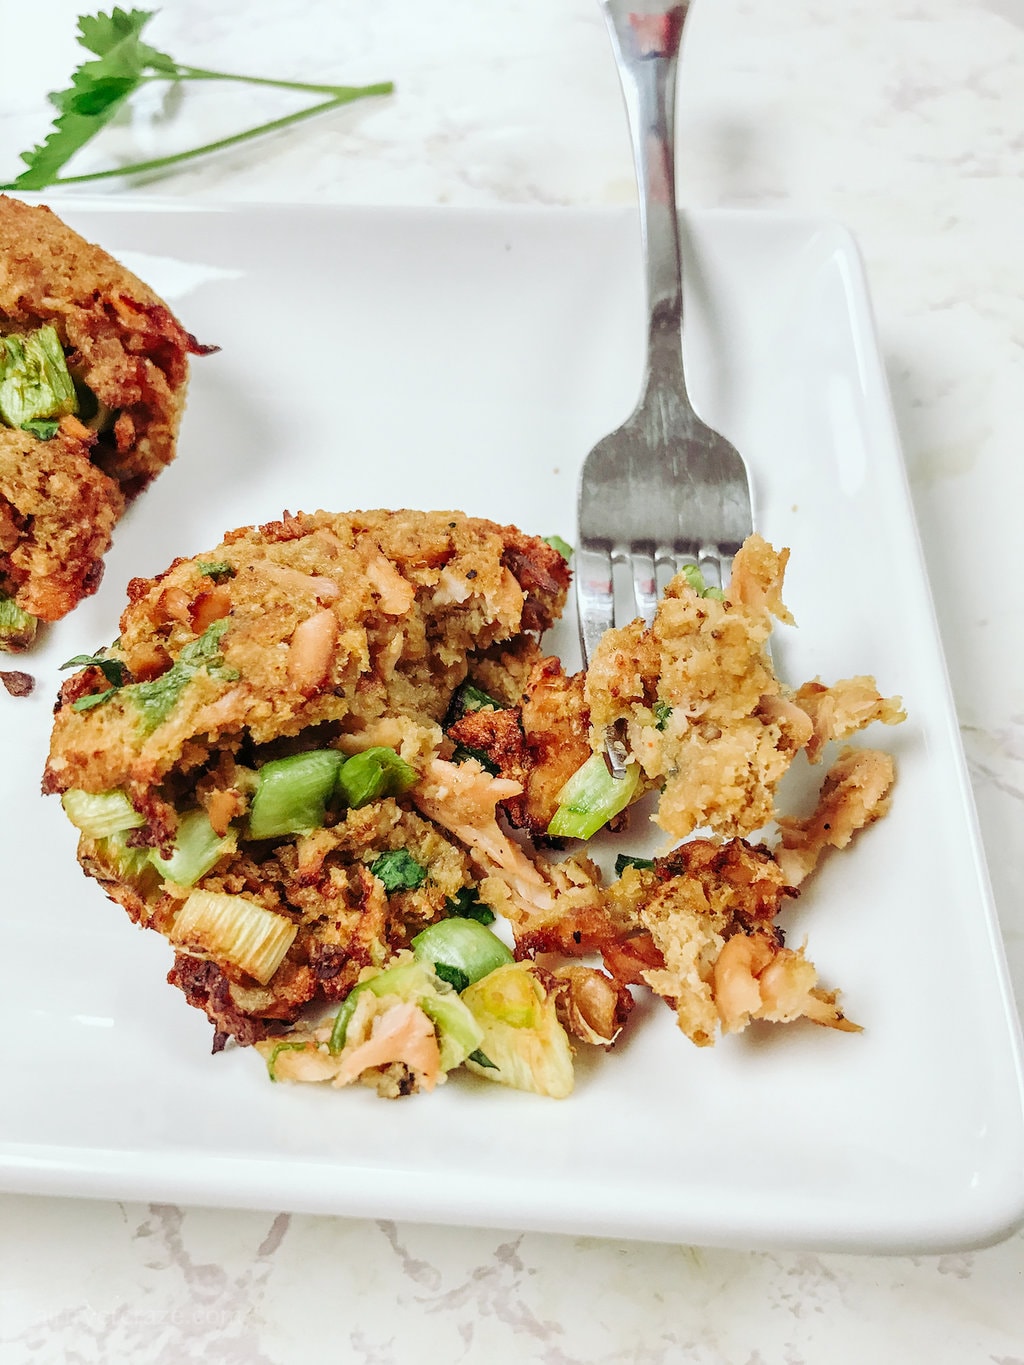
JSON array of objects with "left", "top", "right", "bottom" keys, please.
[{"left": 578, "top": 0, "right": 755, "bottom": 772}]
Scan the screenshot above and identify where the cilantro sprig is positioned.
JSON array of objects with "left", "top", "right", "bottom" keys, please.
[{"left": 1, "top": 9, "right": 393, "bottom": 191}]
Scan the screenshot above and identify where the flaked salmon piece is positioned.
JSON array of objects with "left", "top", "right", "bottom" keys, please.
[
  {"left": 334, "top": 995, "right": 441, "bottom": 1091},
  {"left": 775, "top": 747, "right": 896, "bottom": 888}
]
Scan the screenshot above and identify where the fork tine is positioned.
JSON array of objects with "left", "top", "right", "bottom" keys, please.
[
  {"left": 630, "top": 547, "right": 658, "bottom": 626},
  {"left": 577, "top": 546, "right": 615, "bottom": 667}
]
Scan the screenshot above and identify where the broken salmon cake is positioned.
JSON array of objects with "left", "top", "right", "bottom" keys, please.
[
  {"left": 44, "top": 508, "right": 572, "bottom": 1064},
  {"left": 581, "top": 534, "right": 905, "bottom": 842},
  {"left": 0, "top": 195, "right": 213, "bottom": 648}
]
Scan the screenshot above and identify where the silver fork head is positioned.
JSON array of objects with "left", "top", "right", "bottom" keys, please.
[{"left": 576, "top": 412, "right": 753, "bottom": 666}]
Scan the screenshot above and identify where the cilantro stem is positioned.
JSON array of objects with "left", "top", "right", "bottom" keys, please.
[
  {"left": 172, "top": 65, "right": 382, "bottom": 99},
  {"left": 34, "top": 86, "right": 392, "bottom": 187}
]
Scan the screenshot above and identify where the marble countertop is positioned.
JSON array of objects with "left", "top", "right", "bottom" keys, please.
[{"left": 2, "top": 0, "right": 1023, "bottom": 1359}]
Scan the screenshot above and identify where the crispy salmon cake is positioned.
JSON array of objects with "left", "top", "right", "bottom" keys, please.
[
  {"left": 0, "top": 195, "right": 212, "bottom": 647},
  {"left": 44, "top": 508, "right": 571, "bottom": 1047}
]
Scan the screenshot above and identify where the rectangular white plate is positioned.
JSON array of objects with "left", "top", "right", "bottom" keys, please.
[{"left": 3, "top": 200, "right": 1022, "bottom": 1253}]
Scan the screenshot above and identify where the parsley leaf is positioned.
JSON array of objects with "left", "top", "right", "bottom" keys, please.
[
  {"left": 9, "top": 10, "right": 171, "bottom": 190},
  {"left": 614, "top": 854, "right": 655, "bottom": 876},
  {"left": 369, "top": 849, "right": 428, "bottom": 894},
  {"left": 61, "top": 651, "right": 128, "bottom": 689},
  {"left": 444, "top": 887, "right": 496, "bottom": 925},
  {"left": 468, "top": 1048, "right": 498, "bottom": 1070},
  {"left": 433, "top": 962, "right": 471, "bottom": 993},
  {"left": 129, "top": 617, "right": 235, "bottom": 731},
  {"left": 1, "top": 9, "right": 393, "bottom": 191}
]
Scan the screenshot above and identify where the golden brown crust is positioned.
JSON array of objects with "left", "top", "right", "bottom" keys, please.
[
  {"left": 0, "top": 195, "right": 209, "bottom": 635},
  {"left": 45, "top": 509, "right": 569, "bottom": 796},
  {"left": 0, "top": 425, "right": 123, "bottom": 620}
]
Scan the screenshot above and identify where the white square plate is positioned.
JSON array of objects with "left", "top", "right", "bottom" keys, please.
[{"left": 3, "top": 200, "right": 1022, "bottom": 1253}]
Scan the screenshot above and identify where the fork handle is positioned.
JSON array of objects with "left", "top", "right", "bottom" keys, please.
[{"left": 602, "top": 0, "right": 691, "bottom": 405}]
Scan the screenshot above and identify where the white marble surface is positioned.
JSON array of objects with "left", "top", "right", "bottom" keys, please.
[{"left": 2, "top": 0, "right": 1023, "bottom": 1359}]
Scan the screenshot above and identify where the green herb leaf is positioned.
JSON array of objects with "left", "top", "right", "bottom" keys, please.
[
  {"left": 614, "top": 854, "right": 655, "bottom": 876},
  {"left": 369, "top": 849, "right": 428, "bottom": 894},
  {"left": 543, "top": 535, "right": 574, "bottom": 561},
  {"left": 444, "top": 887, "right": 495, "bottom": 925},
  {"left": 196, "top": 561, "right": 236, "bottom": 583},
  {"left": 450, "top": 743, "right": 500, "bottom": 776},
  {"left": 61, "top": 651, "right": 127, "bottom": 689},
  {"left": 679, "top": 563, "right": 727, "bottom": 600},
  {"left": 467, "top": 1048, "right": 497, "bottom": 1070},
  {"left": 653, "top": 700, "right": 672, "bottom": 731},
  {"left": 129, "top": 617, "right": 232, "bottom": 731},
  {"left": 6, "top": 10, "right": 173, "bottom": 190},
  {"left": 71, "top": 687, "right": 119, "bottom": 712},
  {"left": 433, "top": 962, "right": 471, "bottom": 993},
  {"left": 1, "top": 9, "right": 393, "bottom": 192},
  {"left": 19, "top": 419, "right": 60, "bottom": 440}
]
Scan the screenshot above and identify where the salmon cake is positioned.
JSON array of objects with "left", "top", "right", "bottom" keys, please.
[
  {"left": 46, "top": 516, "right": 902, "bottom": 1099},
  {"left": 44, "top": 509, "right": 571, "bottom": 1053},
  {"left": 0, "top": 195, "right": 213, "bottom": 648}
]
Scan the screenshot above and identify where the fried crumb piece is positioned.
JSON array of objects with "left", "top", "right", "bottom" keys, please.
[{"left": 1, "top": 669, "right": 33, "bottom": 696}]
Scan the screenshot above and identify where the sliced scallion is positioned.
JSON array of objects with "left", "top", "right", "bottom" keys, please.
[
  {"left": 61, "top": 788, "right": 145, "bottom": 839},
  {"left": 247, "top": 749, "right": 343, "bottom": 840},
  {"left": 546, "top": 753, "right": 640, "bottom": 840},
  {"left": 150, "top": 808, "right": 236, "bottom": 887},
  {"left": 411, "top": 918, "right": 514, "bottom": 989},
  {"left": 0, "top": 325, "right": 78, "bottom": 429},
  {"left": 169, "top": 889, "right": 296, "bottom": 984},
  {"left": 336, "top": 746, "right": 417, "bottom": 808},
  {"left": 0, "top": 593, "right": 37, "bottom": 651}
]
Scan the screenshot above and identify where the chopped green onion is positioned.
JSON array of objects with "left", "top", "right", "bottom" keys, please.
[
  {"left": 543, "top": 535, "right": 574, "bottom": 561},
  {"left": 62, "top": 787, "right": 144, "bottom": 839},
  {"left": 0, "top": 593, "right": 37, "bottom": 651},
  {"left": 369, "top": 848, "right": 428, "bottom": 893},
  {"left": 169, "top": 889, "right": 296, "bottom": 984},
  {"left": 0, "top": 325, "right": 78, "bottom": 429},
  {"left": 546, "top": 753, "right": 641, "bottom": 840},
  {"left": 412, "top": 918, "right": 514, "bottom": 988},
  {"left": 150, "top": 808, "right": 236, "bottom": 887},
  {"left": 96, "top": 830, "right": 155, "bottom": 883},
  {"left": 266, "top": 1041, "right": 314, "bottom": 1082},
  {"left": 247, "top": 749, "right": 343, "bottom": 840},
  {"left": 444, "top": 887, "right": 495, "bottom": 925},
  {"left": 461, "top": 962, "right": 574, "bottom": 1098},
  {"left": 336, "top": 746, "right": 417, "bottom": 808}
]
